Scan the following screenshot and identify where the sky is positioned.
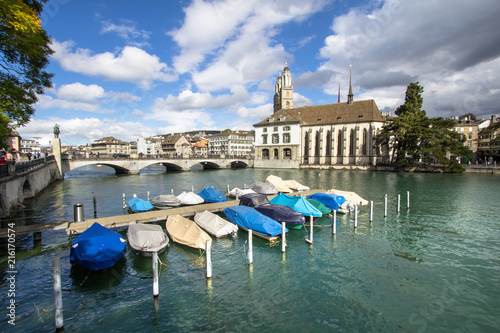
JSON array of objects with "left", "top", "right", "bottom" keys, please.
[{"left": 17, "top": 0, "right": 500, "bottom": 146}]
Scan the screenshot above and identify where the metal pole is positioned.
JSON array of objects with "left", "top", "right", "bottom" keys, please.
[
  {"left": 384, "top": 194, "right": 388, "bottom": 217},
  {"left": 332, "top": 210, "right": 337, "bottom": 235},
  {"left": 407, "top": 191, "right": 410, "bottom": 209},
  {"left": 397, "top": 194, "right": 401, "bottom": 212},
  {"left": 206, "top": 240, "right": 212, "bottom": 279},
  {"left": 248, "top": 230, "right": 253, "bottom": 266},
  {"left": 122, "top": 193, "right": 126, "bottom": 209},
  {"left": 93, "top": 195, "right": 97, "bottom": 218},
  {"left": 354, "top": 206, "right": 358, "bottom": 228},
  {"left": 152, "top": 252, "right": 159, "bottom": 298},
  {"left": 370, "top": 201, "right": 373, "bottom": 222},
  {"left": 306, "top": 215, "right": 313, "bottom": 244},
  {"left": 147, "top": 191, "right": 150, "bottom": 201},
  {"left": 281, "top": 222, "right": 286, "bottom": 253},
  {"left": 52, "top": 257, "right": 64, "bottom": 331}
]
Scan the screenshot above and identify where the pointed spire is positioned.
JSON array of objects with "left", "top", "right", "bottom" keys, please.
[
  {"left": 338, "top": 82, "right": 341, "bottom": 103},
  {"left": 347, "top": 64, "right": 353, "bottom": 104}
]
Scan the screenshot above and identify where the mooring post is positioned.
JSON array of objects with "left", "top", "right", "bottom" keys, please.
[
  {"left": 397, "top": 194, "right": 401, "bottom": 213},
  {"left": 248, "top": 230, "right": 253, "bottom": 266},
  {"left": 227, "top": 184, "right": 230, "bottom": 195},
  {"left": 306, "top": 215, "right": 313, "bottom": 244},
  {"left": 206, "top": 240, "right": 212, "bottom": 280},
  {"left": 332, "top": 210, "right": 337, "bottom": 235},
  {"left": 407, "top": 191, "right": 410, "bottom": 209},
  {"left": 281, "top": 222, "right": 286, "bottom": 253},
  {"left": 354, "top": 206, "right": 358, "bottom": 228},
  {"left": 152, "top": 252, "right": 159, "bottom": 298},
  {"left": 52, "top": 257, "right": 64, "bottom": 331},
  {"left": 122, "top": 193, "right": 126, "bottom": 209},
  {"left": 171, "top": 189, "right": 174, "bottom": 195},
  {"left": 147, "top": 191, "right": 150, "bottom": 201},
  {"left": 93, "top": 195, "right": 97, "bottom": 218},
  {"left": 384, "top": 194, "right": 388, "bottom": 217},
  {"left": 370, "top": 201, "right": 374, "bottom": 222},
  {"left": 192, "top": 185, "right": 194, "bottom": 192}
]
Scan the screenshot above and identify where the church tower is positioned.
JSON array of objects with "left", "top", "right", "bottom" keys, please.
[
  {"left": 273, "top": 63, "right": 294, "bottom": 113},
  {"left": 347, "top": 65, "right": 354, "bottom": 104}
]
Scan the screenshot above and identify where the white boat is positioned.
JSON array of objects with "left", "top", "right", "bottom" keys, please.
[
  {"left": 194, "top": 210, "right": 238, "bottom": 238},
  {"left": 247, "top": 182, "right": 277, "bottom": 195},
  {"left": 265, "top": 175, "right": 293, "bottom": 193},
  {"left": 176, "top": 191, "right": 204, "bottom": 205},
  {"left": 326, "top": 189, "right": 369, "bottom": 206},
  {"left": 126, "top": 224, "right": 169, "bottom": 257},
  {"left": 150, "top": 194, "right": 181, "bottom": 209},
  {"left": 166, "top": 214, "right": 212, "bottom": 250},
  {"left": 283, "top": 179, "right": 310, "bottom": 192},
  {"left": 227, "top": 187, "right": 256, "bottom": 198}
]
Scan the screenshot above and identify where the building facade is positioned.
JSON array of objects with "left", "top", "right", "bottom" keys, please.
[
  {"left": 20, "top": 137, "right": 41, "bottom": 155},
  {"left": 208, "top": 131, "right": 254, "bottom": 157},
  {"left": 91, "top": 137, "right": 131, "bottom": 157}
]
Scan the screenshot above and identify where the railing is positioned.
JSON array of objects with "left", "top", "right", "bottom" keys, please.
[
  {"left": 69, "top": 154, "right": 252, "bottom": 160},
  {"left": 0, "top": 156, "right": 55, "bottom": 179}
]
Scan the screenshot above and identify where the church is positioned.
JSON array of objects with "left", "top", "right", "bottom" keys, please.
[{"left": 253, "top": 64, "right": 391, "bottom": 169}]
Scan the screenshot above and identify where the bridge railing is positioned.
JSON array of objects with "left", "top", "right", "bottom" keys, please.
[
  {"left": 69, "top": 154, "right": 252, "bottom": 160},
  {"left": 0, "top": 156, "right": 55, "bottom": 179}
]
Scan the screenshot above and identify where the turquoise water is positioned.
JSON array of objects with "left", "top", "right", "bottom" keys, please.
[{"left": 1, "top": 167, "right": 499, "bottom": 332}]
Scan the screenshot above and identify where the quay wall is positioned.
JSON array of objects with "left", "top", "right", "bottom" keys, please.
[{"left": 254, "top": 159, "right": 300, "bottom": 169}]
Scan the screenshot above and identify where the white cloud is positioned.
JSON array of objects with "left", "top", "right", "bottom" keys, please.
[
  {"left": 101, "top": 19, "right": 151, "bottom": 47},
  {"left": 36, "top": 95, "right": 113, "bottom": 113},
  {"left": 57, "top": 83, "right": 106, "bottom": 101},
  {"left": 51, "top": 40, "right": 178, "bottom": 89}
]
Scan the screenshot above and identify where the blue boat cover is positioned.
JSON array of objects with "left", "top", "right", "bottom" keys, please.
[
  {"left": 70, "top": 222, "right": 126, "bottom": 270},
  {"left": 223, "top": 206, "right": 287, "bottom": 237},
  {"left": 239, "top": 193, "right": 305, "bottom": 225},
  {"left": 306, "top": 193, "right": 346, "bottom": 211},
  {"left": 270, "top": 193, "right": 323, "bottom": 217},
  {"left": 197, "top": 186, "right": 227, "bottom": 203},
  {"left": 126, "top": 197, "right": 154, "bottom": 212}
]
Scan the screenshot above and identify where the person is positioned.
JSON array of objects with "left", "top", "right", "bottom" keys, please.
[{"left": 0, "top": 154, "right": 6, "bottom": 165}]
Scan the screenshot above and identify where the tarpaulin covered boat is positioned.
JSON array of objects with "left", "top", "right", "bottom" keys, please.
[
  {"left": 197, "top": 186, "right": 227, "bottom": 203},
  {"left": 265, "top": 175, "right": 293, "bottom": 193},
  {"left": 306, "top": 193, "right": 346, "bottom": 211},
  {"left": 228, "top": 187, "right": 256, "bottom": 198},
  {"left": 126, "top": 197, "right": 154, "bottom": 212},
  {"left": 239, "top": 193, "right": 305, "bottom": 229},
  {"left": 150, "top": 195, "right": 181, "bottom": 209},
  {"left": 194, "top": 210, "right": 238, "bottom": 238},
  {"left": 127, "top": 224, "right": 169, "bottom": 256},
  {"left": 246, "top": 182, "right": 277, "bottom": 195},
  {"left": 223, "top": 205, "right": 287, "bottom": 238},
  {"left": 270, "top": 193, "right": 322, "bottom": 217},
  {"left": 306, "top": 198, "right": 332, "bottom": 215},
  {"left": 176, "top": 192, "right": 204, "bottom": 205},
  {"left": 326, "top": 189, "right": 369, "bottom": 206},
  {"left": 70, "top": 222, "right": 127, "bottom": 270},
  {"left": 166, "top": 214, "right": 212, "bottom": 250},
  {"left": 283, "top": 179, "right": 310, "bottom": 192}
]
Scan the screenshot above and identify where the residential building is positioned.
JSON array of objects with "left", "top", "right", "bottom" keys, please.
[
  {"left": 191, "top": 138, "right": 208, "bottom": 157},
  {"left": 137, "top": 137, "right": 163, "bottom": 157},
  {"left": 91, "top": 137, "right": 130, "bottom": 157},
  {"left": 161, "top": 134, "right": 191, "bottom": 157},
  {"left": 453, "top": 113, "right": 490, "bottom": 158},
  {"left": 477, "top": 115, "right": 500, "bottom": 163},
  {"left": 20, "top": 137, "right": 41, "bottom": 155},
  {"left": 208, "top": 131, "right": 254, "bottom": 157}
]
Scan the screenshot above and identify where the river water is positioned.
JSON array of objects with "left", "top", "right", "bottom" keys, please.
[{"left": 1, "top": 166, "right": 499, "bottom": 332}]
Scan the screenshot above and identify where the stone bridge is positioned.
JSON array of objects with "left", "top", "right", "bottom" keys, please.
[{"left": 64, "top": 157, "right": 254, "bottom": 174}]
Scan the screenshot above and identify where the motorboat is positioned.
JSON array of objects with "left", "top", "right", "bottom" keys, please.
[
  {"left": 227, "top": 187, "right": 257, "bottom": 198},
  {"left": 239, "top": 193, "right": 305, "bottom": 229},
  {"left": 270, "top": 193, "right": 322, "bottom": 218},
  {"left": 150, "top": 195, "right": 181, "bottom": 209},
  {"left": 127, "top": 224, "right": 169, "bottom": 256},
  {"left": 70, "top": 222, "right": 127, "bottom": 270},
  {"left": 197, "top": 186, "right": 227, "bottom": 203},
  {"left": 165, "top": 214, "right": 212, "bottom": 250},
  {"left": 265, "top": 175, "right": 293, "bottom": 193},
  {"left": 223, "top": 205, "right": 287, "bottom": 240},
  {"left": 306, "top": 198, "right": 332, "bottom": 215},
  {"left": 126, "top": 197, "right": 154, "bottom": 212},
  {"left": 246, "top": 182, "right": 277, "bottom": 195},
  {"left": 283, "top": 179, "right": 310, "bottom": 192},
  {"left": 176, "top": 191, "right": 204, "bottom": 205},
  {"left": 194, "top": 210, "right": 238, "bottom": 237},
  {"left": 306, "top": 193, "right": 350, "bottom": 213}
]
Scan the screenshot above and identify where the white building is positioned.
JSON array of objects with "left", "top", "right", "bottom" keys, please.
[
  {"left": 20, "top": 137, "right": 41, "bottom": 155},
  {"left": 208, "top": 131, "right": 254, "bottom": 157},
  {"left": 136, "top": 137, "right": 163, "bottom": 157}
]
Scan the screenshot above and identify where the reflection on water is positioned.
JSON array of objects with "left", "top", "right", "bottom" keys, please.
[{"left": 1, "top": 169, "right": 499, "bottom": 332}]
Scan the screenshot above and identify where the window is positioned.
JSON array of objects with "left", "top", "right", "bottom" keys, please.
[
  {"left": 273, "top": 126, "right": 278, "bottom": 132},
  {"left": 262, "top": 135, "right": 267, "bottom": 144},
  {"left": 272, "top": 134, "right": 279, "bottom": 144},
  {"left": 262, "top": 149, "right": 269, "bottom": 159},
  {"left": 284, "top": 148, "right": 291, "bottom": 159},
  {"left": 283, "top": 133, "right": 291, "bottom": 143},
  {"left": 263, "top": 128, "right": 267, "bottom": 132},
  {"left": 283, "top": 126, "right": 290, "bottom": 131}
]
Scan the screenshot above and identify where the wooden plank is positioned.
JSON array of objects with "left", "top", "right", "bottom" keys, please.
[
  {"left": 0, "top": 221, "right": 69, "bottom": 237},
  {"left": 237, "top": 225, "right": 281, "bottom": 242}
]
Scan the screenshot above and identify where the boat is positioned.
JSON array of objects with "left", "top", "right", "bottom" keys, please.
[
  {"left": 194, "top": 210, "right": 238, "bottom": 237},
  {"left": 165, "top": 214, "right": 212, "bottom": 250},
  {"left": 150, "top": 195, "right": 181, "bottom": 209},
  {"left": 126, "top": 197, "right": 154, "bottom": 212},
  {"left": 306, "top": 193, "right": 348, "bottom": 212},
  {"left": 176, "top": 191, "right": 204, "bottom": 205},
  {"left": 326, "top": 189, "right": 369, "bottom": 206},
  {"left": 270, "top": 193, "right": 322, "bottom": 218},
  {"left": 227, "top": 187, "right": 256, "bottom": 198},
  {"left": 70, "top": 222, "right": 127, "bottom": 270},
  {"left": 283, "top": 179, "right": 310, "bottom": 192},
  {"left": 239, "top": 193, "right": 305, "bottom": 229},
  {"left": 126, "top": 224, "right": 169, "bottom": 256},
  {"left": 223, "top": 205, "right": 287, "bottom": 240},
  {"left": 197, "top": 186, "right": 227, "bottom": 203},
  {"left": 246, "top": 182, "right": 277, "bottom": 195},
  {"left": 306, "top": 198, "right": 332, "bottom": 215},
  {"left": 265, "top": 175, "right": 293, "bottom": 193}
]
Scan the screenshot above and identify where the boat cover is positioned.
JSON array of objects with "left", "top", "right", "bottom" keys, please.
[
  {"left": 166, "top": 214, "right": 212, "bottom": 250},
  {"left": 150, "top": 195, "right": 181, "bottom": 208},
  {"left": 70, "top": 222, "right": 126, "bottom": 270},
  {"left": 306, "top": 198, "right": 332, "bottom": 214},
  {"left": 197, "top": 186, "right": 227, "bottom": 203},
  {"left": 228, "top": 187, "right": 256, "bottom": 198},
  {"left": 194, "top": 210, "right": 238, "bottom": 237},
  {"left": 326, "top": 189, "right": 369, "bottom": 206},
  {"left": 240, "top": 193, "right": 305, "bottom": 225},
  {"left": 177, "top": 192, "right": 204, "bottom": 205},
  {"left": 306, "top": 193, "right": 346, "bottom": 211},
  {"left": 126, "top": 197, "right": 154, "bottom": 212},
  {"left": 127, "top": 224, "right": 169, "bottom": 254},
  {"left": 270, "top": 193, "right": 322, "bottom": 217},
  {"left": 223, "top": 206, "right": 287, "bottom": 237},
  {"left": 247, "top": 182, "right": 277, "bottom": 195},
  {"left": 265, "top": 175, "right": 293, "bottom": 193},
  {"left": 283, "top": 179, "right": 310, "bottom": 191}
]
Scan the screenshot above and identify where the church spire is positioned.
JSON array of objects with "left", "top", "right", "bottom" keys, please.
[
  {"left": 347, "top": 65, "right": 353, "bottom": 104},
  {"left": 338, "top": 82, "right": 341, "bottom": 103}
]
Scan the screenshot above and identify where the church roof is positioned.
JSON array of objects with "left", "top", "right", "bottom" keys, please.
[
  {"left": 253, "top": 108, "right": 302, "bottom": 127},
  {"left": 255, "top": 99, "right": 386, "bottom": 127}
]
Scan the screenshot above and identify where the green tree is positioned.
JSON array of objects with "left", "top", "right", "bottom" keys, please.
[
  {"left": 379, "top": 82, "right": 472, "bottom": 172},
  {"left": 0, "top": 0, "right": 54, "bottom": 148}
]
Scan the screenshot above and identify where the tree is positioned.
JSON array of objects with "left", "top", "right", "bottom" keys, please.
[
  {"left": 0, "top": 0, "right": 54, "bottom": 148},
  {"left": 379, "top": 82, "right": 472, "bottom": 172}
]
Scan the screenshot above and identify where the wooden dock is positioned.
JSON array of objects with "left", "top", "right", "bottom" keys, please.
[{"left": 0, "top": 189, "right": 325, "bottom": 237}]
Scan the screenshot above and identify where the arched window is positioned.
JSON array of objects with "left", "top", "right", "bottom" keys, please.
[
  {"left": 283, "top": 148, "right": 291, "bottom": 159},
  {"left": 326, "top": 130, "right": 332, "bottom": 157},
  {"left": 315, "top": 131, "right": 321, "bottom": 157},
  {"left": 274, "top": 148, "right": 279, "bottom": 159},
  {"left": 262, "top": 149, "right": 269, "bottom": 159},
  {"left": 337, "top": 131, "right": 343, "bottom": 156},
  {"left": 362, "top": 129, "right": 367, "bottom": 155},
  {"left": 304, "top": 131, "right": 310, "bottom": 157},
  {"left": 349, "top": 129, "right": 355, "bottom": 155}
]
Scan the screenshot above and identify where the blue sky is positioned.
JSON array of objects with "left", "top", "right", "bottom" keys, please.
[{"left": 17, "top": 0, "right": 500, "bottom": 146}]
